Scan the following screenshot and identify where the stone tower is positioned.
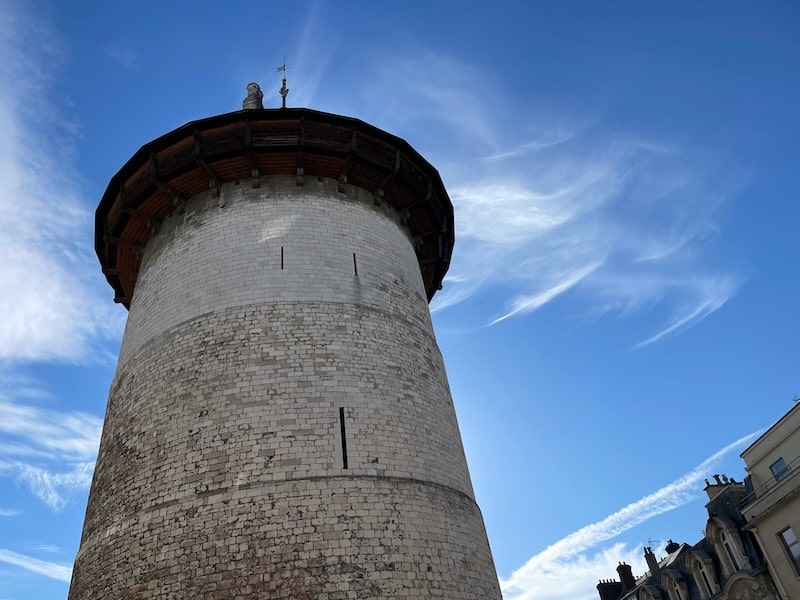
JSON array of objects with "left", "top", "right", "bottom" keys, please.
[{"left": 68, "top": 92, "right": 502, "bottom": 599}]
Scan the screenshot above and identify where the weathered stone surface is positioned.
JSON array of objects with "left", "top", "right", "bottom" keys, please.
[{"left": 69, "top": 177, "right": 501, "bottom": 599}]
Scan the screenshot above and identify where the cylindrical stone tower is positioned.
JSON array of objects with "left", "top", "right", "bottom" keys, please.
[{"left": 69, "top": 101, "right": 502, "bottom": 599}]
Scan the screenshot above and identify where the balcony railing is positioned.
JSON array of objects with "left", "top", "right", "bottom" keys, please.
[{"left": 741, "top": 454, "right": 800, "bottom": 508}]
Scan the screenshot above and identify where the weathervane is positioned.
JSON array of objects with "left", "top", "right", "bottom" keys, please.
[{"left": 276, "top": 57, "right": 289, "bottom": 108}]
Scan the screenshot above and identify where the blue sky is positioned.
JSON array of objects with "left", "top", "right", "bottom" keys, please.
[{"left": 0, "top": 1, "right": 798, "bottom": 598}]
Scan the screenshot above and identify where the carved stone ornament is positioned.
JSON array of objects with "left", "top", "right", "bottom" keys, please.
[
  {"left": 243, "top": 82, "right": 264, "bottom": 109},
  {"left": 729, "top": 576, "right": 771, "bottom": 600}
]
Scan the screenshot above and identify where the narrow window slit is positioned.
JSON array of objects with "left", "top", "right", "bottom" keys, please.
[
  {"left": 281, "top": 246, "right": 284, "bottom": 270},
  {"left": 352, "top": 253, "right": 358, "bottom": 276},
  {"left": 339, "top": 407, "right": 348, "bottom": 469}
]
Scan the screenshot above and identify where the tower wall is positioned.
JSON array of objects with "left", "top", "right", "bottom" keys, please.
[{"left": 69, "top": 176, "right": 501, "bottom": 599}]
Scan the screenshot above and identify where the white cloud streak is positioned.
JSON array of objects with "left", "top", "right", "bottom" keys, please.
[
  {"left": 500, "top": 430, "right": 762, "bottom": 600},
  {"left": 479, "top": 129, "right": 580, "bottom": 161},
  {"left": 0, "top": 371, "right": 100, "bottom": 509},
  {"left": 491, "top": 262, "right": 603, "bottom": 325},
  {"left": 0, "top": 397, "right": 102, "bottom": 461},
  {"left": 632, "top": 276, "right": 739, "bottom": 348},
  {"left": 0, "top": 2, "right": 124, "bottom": 362},
  {"left": 0, "top": 508, "right": 21, "bottom": 517},
  {"left": 0, "top": 0, "right": 106, "bottom": 516},
  {"left": 286, "top": 0, "right": 337, "bottom": 109},
  {"left": 104, "top": 45, "right": 138, "bottom": 69},
  {"left": 502, "top": 543, "right": 647, "bottom": 600},
  {"left": 0, "top": 372, "right": 102, "bottom": 461},
  {"left": 0, "top": 461, "right": 95, "bottom": 510},
  {"left": 0, "top": 548, "right": 71, "bottom": 583},
  {"left": 28, "top": 544, "right": 61, "bottom": 553},
  {"left": 361, "top": 52, "right": 502, "bottom": 151},
  {"left": 357, "top": 50, "right": 740, "bottom": 346}
]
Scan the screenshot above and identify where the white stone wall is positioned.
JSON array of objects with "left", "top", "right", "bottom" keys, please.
[
  {"left": 121, "top": 177, "right": 429, "bottom": 363},
  {"left": 70, "top": 176, "right": 502, "bottom": 599}
]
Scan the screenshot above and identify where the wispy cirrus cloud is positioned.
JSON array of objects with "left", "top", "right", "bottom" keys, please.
[
  {"left": 360, "top": 51, "right": 502, "bottom": 151},
  {"left": 479, "top": 128, "right": 581, "bottom": 161},
  {"left": 0, "top": 461, "right": 95, "bottom": 511},
  {"left": 629, "top": 275, "right": 739, "bottom": 348},
  {"left": 283, "top": 0, "right": 339, "bottom": 109},
  {"left": 357, "top": 51, "right": 741, "bottom": 346},
  {"left": 28, "top": 544, "right": 61, "bottom": 553},
  {"left": 0, "top": 508, "right": 21, "bottom": 517},
  {"left": 0, "top": 372, "right": 100, "bottom": 509},
  {"left": 500, "top": 430, "right": 762, "bottom": 600},
  {"left": 0, "top": 3, "right": 124, "bottom": 363},
  {"left": 0, "top": 548, "right": 71, "bottom": 583},
  {"left": 0, "top": 0, "right": 109, "bottom": 515},
  {"left": 0, "top": 393, "right": 102, "bottom": 461},
  {"left": 503, "top": 543, "right": 647, "bottom": 600},
  {"left": 490, "top": 262, "right": 603, "bottom": 325},
  {"left": 104, "top": 44, "right": 138, "bottom": 70}
]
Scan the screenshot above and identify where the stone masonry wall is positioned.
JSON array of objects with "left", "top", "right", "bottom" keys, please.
[
  {"left": 119, "top": 177, "right": 430, "bottom": 363},
  {"left": 70, "top": 177, "right": 502, "bottom": 599}
]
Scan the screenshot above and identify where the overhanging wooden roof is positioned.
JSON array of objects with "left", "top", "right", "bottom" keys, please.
[{"left": 96, "top": 107, "right": 455, "bottom": 308}]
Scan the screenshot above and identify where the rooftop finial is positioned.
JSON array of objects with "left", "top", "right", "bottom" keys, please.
[
  {"left": 276, "top": 57, "right": 289, "bottom": 108},
  {"left": 243, "top": 82, "right": 264, "bottom": 110}
]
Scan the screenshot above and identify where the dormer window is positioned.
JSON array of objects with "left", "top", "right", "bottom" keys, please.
[
  {"left": 638, "top": 585, "right": 662, "bottom": 600},
  {"left": 721, "top": 530, "right": 741, "bottom": 571},
  {"left": 697, "top": 563, "right": 715, "bottom": 596},
  {"left": 706, "top": 517, "right": 752, "bottom": 578},
  {"left": 661, "top": 570, "right": 688, "bottom": 600},
  {"left": 670, "top": 580, "right": 685, "bottom": 600},
  {"left": 686, "top": 552, "right": 720, "bottom": 599}
]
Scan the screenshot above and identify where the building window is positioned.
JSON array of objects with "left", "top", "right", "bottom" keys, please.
[
  {"left": 707, "top": 517, "right": 752, "bottom": 578},
  {"left": 721, "top": 530, "right": 741, "bottom": 571},
  {"left": 670, "top": 579, "right": 685, "bottom": 600},
  {"left": 697, "top": 566, "right": 714, "bottom": 598},
  {"left": 687, "top": 553, "right": 719, "bottom": 600},
  {"left": 770, "top": 457, "right": 789, "bottom": 481},
  {"left": 780, "top": 527, "right": 800, "bottom": 574},
  {"left": 698, "top": 567, "right": 714, "bottom": 597},
  {"left": 661, "top": 570, "right": 688, "bottom": 600},
  {"left": 638, "top": 587, "right": 659, "bottom": 600}
]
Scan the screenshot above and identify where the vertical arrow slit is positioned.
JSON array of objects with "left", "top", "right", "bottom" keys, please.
[{"left": 339, "top": 407, "right": 348, "bottom": 469}]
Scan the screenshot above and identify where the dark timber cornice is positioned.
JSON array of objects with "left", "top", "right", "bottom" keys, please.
[{"left": 96, "top": 108, "right": 454, "bottom": 308}]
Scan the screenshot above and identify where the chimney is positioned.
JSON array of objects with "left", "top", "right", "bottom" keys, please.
[
  {"left": 644, "top": 546, "right": 660, "bottom": 578},
  {"left": 617, "top": 562, "right": 636, "bottom": 591},
  {"left": 597, "top": 580, "right": 623, "bottom": 600}
]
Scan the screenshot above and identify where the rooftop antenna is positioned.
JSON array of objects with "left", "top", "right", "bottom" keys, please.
[{"left": 276, "top": 56, "right": 289, "bottom": 108}]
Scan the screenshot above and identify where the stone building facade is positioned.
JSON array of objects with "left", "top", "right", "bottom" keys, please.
[
  {"left": 68, "top": 103, "right": 502, "bottom": 599},
  {"left": 597, "top": 477, "right": 779, "bottom": 600},
  {"left": 741, "top": 402, "right": 800, "bottom": 599}
]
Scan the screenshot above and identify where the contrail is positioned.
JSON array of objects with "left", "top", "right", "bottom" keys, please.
[
  {"left": 0, "top": 548, "right": 72, "bottom": 582},
  {"left": 501, "top": 429, "right": 762, "bottom": 597}
]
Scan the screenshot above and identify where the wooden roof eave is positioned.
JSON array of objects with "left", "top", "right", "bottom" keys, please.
[{"left": 96, "top": 108, "right": 455, "bottom": 308}]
